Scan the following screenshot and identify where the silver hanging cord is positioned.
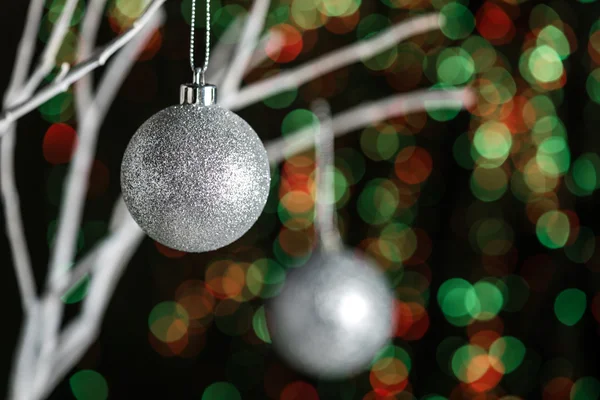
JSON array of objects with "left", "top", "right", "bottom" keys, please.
[{"left": 190, "top": 0, "right": 211, "bottom": 85}]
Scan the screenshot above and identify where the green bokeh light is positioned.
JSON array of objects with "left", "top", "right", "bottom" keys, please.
[
  {"left": 202, "top": 382, "right": 242, "bottom": 400},
  {"left": 264, "top": 88, "right": 298, "bottom": 109},
  {"left": 555, "top": 288, "right": 586, "bottom": 326},
  {"left": 462, "top": 36, "right": 496, "bottom": 74},
  {"left": 571, "top": 377, "right": 600, "bottom": 400},
  {"left": 357, "top": 179, "right": 399, "bottom": 225},
  {"left": 489, "top": 336, "right": 526, "bottom": 373},
  {"left": 528, "top": 45, "right": 563, "bottom": 83},
  {"left": 536, "top": 136, "right": 571, "bottom": 178},
  {"left": 247, "top": 258, "right": 286, "bottom": 298},
  {"left": 439, "top": 3, "right": 474, "bottom": 40},
  {"left": 253, "top": 306, "right": 271, "bottom": 343},
  {"left": 451, "top": 344, "right": 487, "bottom": 383},
  {"left": 586, "top": 69, "right": 600, "bottom": 104},
  {"left": 572, "top": 153, "right": 600, "bottom": 193},
  {"left": 372, "top": 344, "right": 412, "bottom": 372},
  {"left": 473, "top": 121, "right": 512, "bottom": 161},
  {"left": 467, "top": 281, "right": 504, "bottom": 321},
  {"left": 565, "top": 227, "right": 596, "bottom": 264},
  {"left": 537, "top": 25, "right": 570, "bottom": 59},
  {"left": 536, "top": 210, "right": 570, "bottom": 249},
  {"left": 148, "top": 301, "right": 189, "bottom": 343},
  {"left": 281, "top": 109, "right": 318, "bottom": 136},
  {"left": 437, "top": 48, "right": 475, "bottom": 85},
  {"left": 437, "top": 278, "right": 474, "bottom": 326},
  {"left": 360, "top": 125, "right": 400, "bottom": 161},
  {"left": 69, "top": 370, "right": 108, "bottom": 400}
]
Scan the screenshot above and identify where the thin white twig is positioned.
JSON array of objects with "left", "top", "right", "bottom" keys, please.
[
  {"left": 246, "top": 30, "right": 283, "bottom": 73},
  {"left": 204, "top": 15, "right": 246, "bottom": 86},
  {"left": 2, "top": 0, "right": 45, "bottom": 104},
  {"left": 266, "top": 88, "right": 475, "bottom": 165},
  {"left": 19, "top": 0, "right": 80, "bottom": 103},
  {"left": 0, "top": 127, "right": 36, "bottom": 309},
  {"left": 55, "top": 63, "right": 71, "bottom": 81},
  {"left": 312, "top": 99, "right": 342, "bottom": 252},
  {"left": 0, "top": 0, "right": 167, "bottom": 135},
  {"left": 55, "top": 198, "right": 143, "bottom": 297},
  {"left": 75, "top": 0, "right": 110, "bottom": 117},
  {"left": 220, "top": 0, "right": 270, "bottom": 96},
  {"left": 223, "top": 13, "right": 442, "bottom": 111}
]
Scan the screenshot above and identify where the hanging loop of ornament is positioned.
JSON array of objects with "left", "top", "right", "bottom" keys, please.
[{"left": 190, "top": 0, "right": 211, "bottom": 85}]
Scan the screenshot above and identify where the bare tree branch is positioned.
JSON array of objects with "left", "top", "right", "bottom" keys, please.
[
  {"left": 223, "top": 13, "right": 442, "bottom": 111},
  {"left": 2, "top": 0, "right": 45, "bottom": 104},
  {"left": 246, "top": 30, "right": 283, "bottom": 72},
  {"left": 0, "top": 0, "right": 48, "bottom": 314},
  {"left": 220, "top": 0, "right": 271, "bottom": 95},
  {"left": 48, "top": 9, "right": 164, "bottom": 290},
  {"left": 0, "top": 0, "right": 167, "bottom": 135},
  {"left": 205, "top": 16, "right": 246, "bottom": 86},
  {"left": 36, "top": 218, "right": 143, "bottom": 400},
  {"left": 266, "top": 88, "right": 475, "bottom": 165},
  {"left": 75, "top": 0, "right": 110, "bottom": 116},
  {"left": 312, "top": 99, "right": 343, "bottom": 252},
  {"left": 4, "top": 2, "right": 165, "bottom": 398},
  {"left": 32, "top": 14, "right": 166, "bottom": 395},
  {"left": 19, "top": 0, "right": 80, "bottom": 102},
  {"left": 2, "top": 0, "right": 78, "bottom": 397},
  {"left": 0, "top": 126, "right": 36, "bottom": 309}
]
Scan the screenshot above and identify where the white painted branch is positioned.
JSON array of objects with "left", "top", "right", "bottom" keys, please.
[
  {"left": 2, "top": 0, "right": 45, "bottom": 104},
  {"left": 266, "top": 88, "right": 475, "bottom": 165},
  {"left": 0, "top": 0, "right": 47, "bottom": 315},
  {"left": 0, "top": 126, "right": 36, "bottom": 308},
  {"left": 312, "top": 99, "right": 342, "bottom": 252},
  {"left": 220, "top": 0, "right": 270, "bottom": 95},
  {"left": 223, "top": 13, "right": 442, "bottom": 110},
  {"left": 9, "top": 305, "right": 41, "bottom": 400},
  {"left": 0, "top": 0, "right": 167, "bottom": 135},
  {"left": 31, "top": 10, "right": 165, "bottom": 400},
  {"left": 36, "top": 217, "right": 143, "bottom": 400},
  {"left": 47, "top": 6, "right": 165, "bottom": 296},
  {"left": 2, "top": 1, "right": 72, "bottom": 399},
  {"left": 246, "top": 30, "right": 283, "bottom": 73},
  {"left": 54, "top": 198, "right": 143, "bottom": 297},
  {"left": 205, "top": 16, "right": 246, "bottom": 86},
  {"left": 19, "top": 0, "right": 80, "bottom": 103},
  {"left": 75, "top": 0, "right": 110, "bottom": 116}
]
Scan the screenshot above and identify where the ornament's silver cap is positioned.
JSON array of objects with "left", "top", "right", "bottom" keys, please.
[{"left": 180, "top": 83, "right": 217, "bottom": 106}]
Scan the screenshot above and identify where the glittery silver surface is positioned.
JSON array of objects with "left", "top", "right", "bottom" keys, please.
[
  {"left": 267, "top": 250, "right": 395, "bottom": 379},
  {"left": 121, "top": 104, "right": 271, "bottom": 253}
]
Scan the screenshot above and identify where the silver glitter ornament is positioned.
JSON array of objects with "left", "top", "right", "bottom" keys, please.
[
  {"left": 267, "top": 249, "right": 395, "bottom": 379},
  {"left": 121, "top": 82, "right": 271, "bottom": 253}
]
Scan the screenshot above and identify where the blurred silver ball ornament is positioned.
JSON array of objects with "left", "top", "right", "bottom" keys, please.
[
  {"left": 267, "top": 249, "right": 395, "bottom": 379},
  {"left": 121, "top": 82, "right": 270, "bottom": 253}
]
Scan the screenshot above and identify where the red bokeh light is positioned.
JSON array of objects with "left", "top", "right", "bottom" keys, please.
[
  {"left": 267, "top": 24, "right": 304, "bottom": 63},
  {"left": 43, "top": 123, "right": 77, "bottom": 164}
]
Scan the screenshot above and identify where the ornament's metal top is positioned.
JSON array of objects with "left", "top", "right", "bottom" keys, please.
[
  {"left": 180, "top": 68, "right": 217, "bottom": 106},
  {"left": 180, "top": 83, "right": 217, "bottom": 106}
]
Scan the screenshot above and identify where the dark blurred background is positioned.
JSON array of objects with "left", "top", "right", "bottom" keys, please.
[{"left": 2, "top": 0, "right": 600, "bottom": 399}]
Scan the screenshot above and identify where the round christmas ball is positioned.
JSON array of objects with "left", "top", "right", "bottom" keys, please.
[
  {"left": 267, "top": 249, "right": 395, "bottom": 379},
  {"left": 121, "top": 104, "right": 270, "bottom": 253}
]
